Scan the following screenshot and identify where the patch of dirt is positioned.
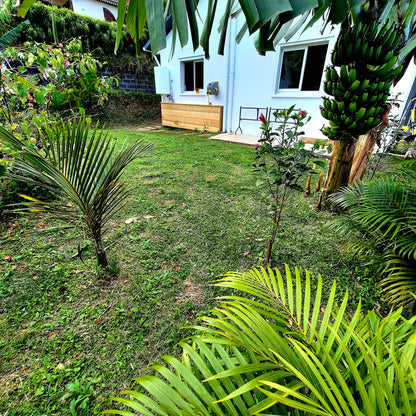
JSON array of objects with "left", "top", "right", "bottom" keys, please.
[
  {"left": 0, "top": 371, "right": 23, "bottom": 396},
  {"left": 176, "top": 278, "right": 206, "bottom": 307}
]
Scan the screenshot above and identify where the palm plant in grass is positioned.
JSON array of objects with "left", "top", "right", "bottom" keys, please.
[
  {"left": 107, "top": 265, "right": 416, "bottom": 416},
  {"left": 328, "top": 159, "right": 416, "bottom": 310},
  {"left": 0, "top": 118, "right": 152, "bottom": 267}
]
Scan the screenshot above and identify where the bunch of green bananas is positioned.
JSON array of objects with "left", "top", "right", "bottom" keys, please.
[{"left": 321, "top": 21, "right": 403, "bottom": 140}]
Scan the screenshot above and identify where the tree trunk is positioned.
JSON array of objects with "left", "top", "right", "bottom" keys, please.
[
  {"left": 348, "top": 132, "right": 377, "bottom": 183},
  {"left": 94, "top": 232, "right": 108, "bottom": 268},
  {"left": 265, "top": 186, "right": 287, "bottom": 265},
  {"left": 348, "top": 104, "right": 391, "bottom": 183},
  {"left": 317, "top": 138, "right": 357, "bottom": 209}
]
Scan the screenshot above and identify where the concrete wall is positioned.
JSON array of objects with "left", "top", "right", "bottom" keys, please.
[{"left": 100, "top": 69, "right": 156, "bottom": 94}]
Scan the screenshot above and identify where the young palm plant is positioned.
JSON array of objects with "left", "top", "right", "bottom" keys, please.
[
  {"left": 0, "top": 118, "right": 152, "bottom": 267},
  {"left": 107, "top": 266, "right": 416, "bottom": 415},
  {"left": 328, "top": 163, "right": 416, "bottom": 309}
]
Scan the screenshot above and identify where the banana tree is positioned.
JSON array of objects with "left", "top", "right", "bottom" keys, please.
[
  {"left": 317, "top": 1, "right": 416, "bottom": 206},
  {"left": 0, "top": 118, "right": 152, "bottom": 267},
  {"left": 16, "top": 0, "right": 362, "bottom": 57},
  {"left": 316, "top": 18, "right": 403, "bottom": 206},
  {"left": 107, "top": 265, "right": 416, "bottom": 415},
  {"left": 348, "top": 1, "right": 416, "bottom": 183}
]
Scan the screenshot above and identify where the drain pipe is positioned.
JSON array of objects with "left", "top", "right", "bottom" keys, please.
[
  {"left": 227, "top": 19, "right": 237, "bottom": 133},
  {"left": 224, "top": 19, "right": 232, "bottom": 132}
]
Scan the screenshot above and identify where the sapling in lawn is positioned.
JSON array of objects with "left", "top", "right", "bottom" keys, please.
[
  {"left": 254, "top": 106, "right": 325, "bottom": 264},
  {"left": 0, "top": 117, "right": 152, "bottom": 268}
]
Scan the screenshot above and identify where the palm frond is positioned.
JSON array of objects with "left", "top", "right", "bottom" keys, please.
[
  {"left": 329, "top": 177, "right": 416, "bottom": 307},
  {"left": 0, "top": 20, "right": 29, "bottom": 50},
  {"left": 108, "top": 266, "right": 416, "bottom": 415}
]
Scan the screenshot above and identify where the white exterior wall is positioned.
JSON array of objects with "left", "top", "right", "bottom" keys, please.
[
  {"left": 390, "top": 61, "right": 416, "bottom": 121},
  {"left": 229, "top": 21, "right": 338, "bottom": 137},
  {"left": 158, "top": 0, "right": 416, "bottom": 138},
  {"left": 72, "top": 0, "right": 118, "bottom": 21}
]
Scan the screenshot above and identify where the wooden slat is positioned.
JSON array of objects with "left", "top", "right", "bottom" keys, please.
[
  {"left": 163, "top": 120, "right": 220, "bottom": 132},
  {"left": 163, "top": 114, "right": 220, "bottom": 127},
  {"left": 301, "top": 137, "right": 334, "bottom": 146},
  {"left": 161, "top": 103, "right": 223, "bottom": 133},
  {"left": 161, "top": 103, "right": 222, "bottom": 114}
]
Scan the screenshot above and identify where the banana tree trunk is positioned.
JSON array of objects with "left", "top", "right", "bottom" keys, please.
[
  {"left": 348, "top": 132, "right": 377, "bottom": 183},
  {"left": 349, "top": 104, "right": 391, "bottom": 183},
  {"left": 317, "top": 138, "right": 357, "bottom": 209}
]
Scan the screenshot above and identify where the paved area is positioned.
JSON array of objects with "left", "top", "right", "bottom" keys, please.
[{"left": 209, "top": 132, "right": 260, "bottom": 146}]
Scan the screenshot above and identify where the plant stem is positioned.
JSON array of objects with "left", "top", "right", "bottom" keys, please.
[
  {"left": 265, "top": 185, "right": 287, "bottom": 265},
  {"left": 94, "top": 231, "right": 108, "bottom": 268}
]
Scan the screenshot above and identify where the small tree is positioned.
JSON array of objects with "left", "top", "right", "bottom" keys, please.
[
  {"left": 254, "top": 106, "right": 325, "bottom": 264},
  {"left": 0, "top": 118, "right": 152, "bottom": 268}
]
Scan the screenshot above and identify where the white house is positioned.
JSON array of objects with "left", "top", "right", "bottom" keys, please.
[
  {"left": 60, "top": 0, "right": 118, "bottom": 22},
  {"left": 154, "top": 0, "right": 416, "bottom": 139}
]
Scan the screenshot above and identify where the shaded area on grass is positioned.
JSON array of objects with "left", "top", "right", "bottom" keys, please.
[{"left": 97, "top": 91, "right": 161, "bottom": 127}]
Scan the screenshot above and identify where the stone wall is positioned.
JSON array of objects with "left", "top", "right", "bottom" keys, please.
[{"left": 100, "top": 68, "right": 156, "bottom": 94}]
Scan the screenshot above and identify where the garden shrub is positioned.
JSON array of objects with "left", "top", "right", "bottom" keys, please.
[{"left": 16, "top": 3, "right": 154, "bottom": 78}]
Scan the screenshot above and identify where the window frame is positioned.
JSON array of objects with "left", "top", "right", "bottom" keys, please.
[
  {"left": 274, "top": 41, "right": 329, "bottom": 95},
  {"left": 180, "top": 57, "right": 204, "bottom": 94}
]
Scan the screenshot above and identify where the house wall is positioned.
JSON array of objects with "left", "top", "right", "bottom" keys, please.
[
  {"left": 158, "top": 0, "right": 339, "bottom": 138},
  {"left": 157, "top": 0, "right": 416, "bottom": 139},
  {"left": 72, "top": 0, "right": 118, "bottom": 21}
]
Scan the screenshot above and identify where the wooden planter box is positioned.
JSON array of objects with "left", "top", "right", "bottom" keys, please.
[{"left": 161, "top": 103, "right": 223, "bottom": 133}]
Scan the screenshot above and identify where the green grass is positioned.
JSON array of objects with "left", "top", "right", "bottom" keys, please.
[{"left": 0, "top": 127, "right": 381, "bottom": 415}]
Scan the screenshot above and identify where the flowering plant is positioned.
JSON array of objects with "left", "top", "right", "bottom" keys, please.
[
  {"left": 0, "top": 39, "right": 117, "bottom": 175},
  {"left": 0, "top": 39, "right": 116, "bottom": 139},
  {"left": 254, "top": 105, "right": 325, "bottom": 264}
]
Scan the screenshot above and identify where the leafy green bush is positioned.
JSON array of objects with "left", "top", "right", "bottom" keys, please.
[
  {"left": 254, "top": 106, "right": 325, "bottom": 264},
  {"left": 108, "top": 265, "right": 416, "bottom": 415},
  {"left": 16, "top": 3, "right": 153, "bottom": 77}
]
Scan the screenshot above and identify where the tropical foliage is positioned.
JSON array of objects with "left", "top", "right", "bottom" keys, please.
[
  {"left": 10, "top": 0, "right": 385, "bottom": 57},
  {"left": 328, "top": 161, "right": 416, "bottom": 309},
  {"left": 0, "top": 38, "right": 116, "bottom": 130},
  {"left": 0, "top": 118, "right": 152, "bottom": 267},
  {"left": 107, "top": 265, "right": 416, "bottom": 415}
]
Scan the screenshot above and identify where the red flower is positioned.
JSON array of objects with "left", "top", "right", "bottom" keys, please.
[
  {"left": 259, "top": 113, "right": 267, "bottom": 123},
  {"left": 254, "top": 143, "right": 260, "bottom": 150},
  {"left": 299, "top": 110, "right": 307, "bottom": 117}
]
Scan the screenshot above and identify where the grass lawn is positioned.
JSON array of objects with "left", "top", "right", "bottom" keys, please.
[{"left": 0, "top": 127, "right": 381, "bottom": 415}]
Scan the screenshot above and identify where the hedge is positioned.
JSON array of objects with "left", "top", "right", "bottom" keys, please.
[{"left": 17, "top": 3, "right": 154, "bottom": 77}]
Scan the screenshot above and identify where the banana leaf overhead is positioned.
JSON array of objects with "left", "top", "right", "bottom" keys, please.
[
  {"left": 13, "top": 0, "right": 416, "bottom": 64},
  {"left": 114, "top": 0, "right": 355, "bottom": 58}
]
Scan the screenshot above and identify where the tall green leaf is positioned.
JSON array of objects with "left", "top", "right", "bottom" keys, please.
[
  {"left": 108, "top": 265, "right": 416, "bottom": 415},
  {"left": 145, "top": 0, "right": 166, "bottom": 54}
]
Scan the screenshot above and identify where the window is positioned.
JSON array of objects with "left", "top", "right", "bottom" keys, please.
[
  {"left": 277, "top": 43, "right": 328, "bottom": 92},
  {"left": 182, "top": 59, "right": 204, "bottom": 92}
]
